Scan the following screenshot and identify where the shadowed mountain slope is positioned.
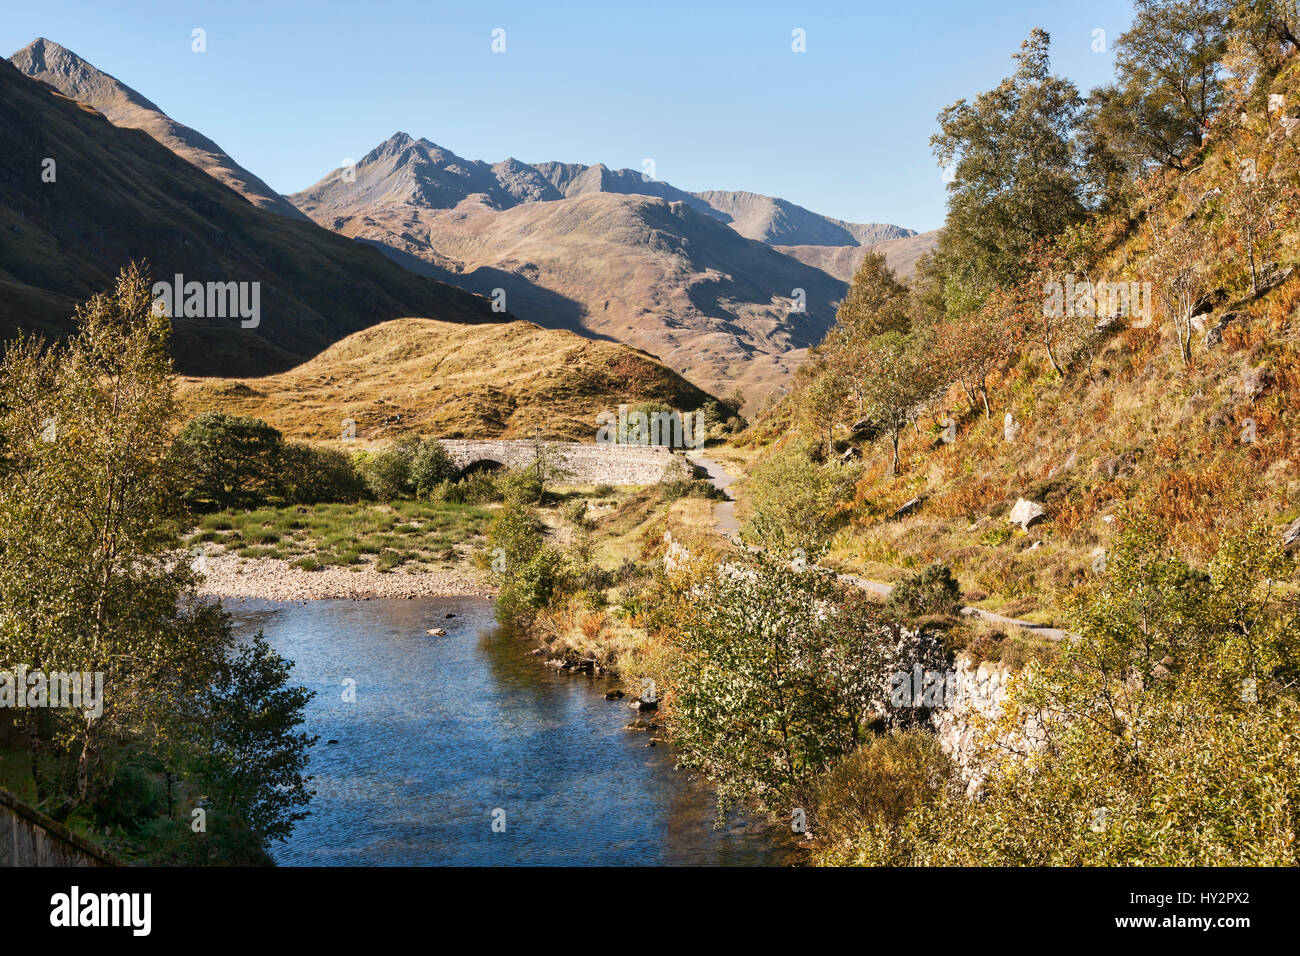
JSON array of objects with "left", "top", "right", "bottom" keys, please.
[
  {"left": 11, "top": 38, "right": 307, "bottom": 222},
  {"left": 0, "top": 58, "right": 501, "bottom": 376}
]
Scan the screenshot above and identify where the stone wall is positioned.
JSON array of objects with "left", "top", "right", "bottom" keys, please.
[
  {"left": 439, "top": 440, "right": 690, "bottom": 486},
  {"left": 1, "top": 787, "right": 119, "bottom": 866},
  {"left": 929, "top": 657, "right": 1047, "bottom": 793}
]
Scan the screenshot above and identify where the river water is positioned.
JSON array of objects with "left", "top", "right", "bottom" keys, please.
[{"left": 223, "top": 595, "right": 796, "bottom": 866}]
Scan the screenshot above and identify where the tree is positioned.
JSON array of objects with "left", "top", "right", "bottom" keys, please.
[
  {"left": 930, "top": 296, "right": 1021, "bottom": 419},
  {"left": 931, "top": 29, "right": 1087, "bottom": 297},
  {"left": 1031, "top": 224, "right": 1107, "bottom": 376},
  {"left": 0, "top": 265, "right": 224, "bottom": 808},
  {"left": 833, "top": 252, "right": 911, "bottom": 342},
  {"left": 1087, "top": 0, "right": 1230, "bottom": 175},
  {"left": 1224, "top": 145, "right": 1284, "bottom": 295},
  {"left": 858, "top": 331, "right": 929, "bottom": 475},
  {"left": 0, "top": 265, "right": 316, "bottom": 846},
  {"left": 1143, "top": 178, "right": 1205, "bottom": 366},
  {"left": 665, "top": 549, "right": 944, "bottom": 817},
  {"left": 486, "top": 487, "right": 563, "bottom": 623},
  {"left": 277, "top": 442, "right": 366, "bottom": 504},
  {"left": 797, "top": 359, "right": 848, "bottom": 460},
  {"left": 173, "top": 412, "right": 284, "bottom": 510},
  {"left": 743, "top": 444, "right": 858, "bottom": 554},
  {"left": 1232, "top": 0, "right": 1300, "bottom": 73},
  {"left": 867, "top": 521, "right": 1300, "bottom": 865},
  {"left": 408, "top": 438, "right": 456, "bottom": 498}
]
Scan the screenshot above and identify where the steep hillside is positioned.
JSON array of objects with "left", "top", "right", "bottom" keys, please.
[
  {"left": 175, "top": 316, "right": 719, "bottom": 442},
  {"left": 0, "top": 58, "right": 500, "bottom": 376},
  {"left": 742, "top": 59, "right": 1300, "bottom": 627},
  {"left": 10, "top": 38, "right": 307, "bottom": 222},
  {"left": 291, "top": 133, "right": 849, "bottom": 401}
]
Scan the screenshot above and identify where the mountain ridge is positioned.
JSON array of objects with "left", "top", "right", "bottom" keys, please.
[
  {"left": 295, "top": 130, "right": 914, "bottom": 248},
  {"left": 10, "top": 37, "right": 309, "bottom": 222}
]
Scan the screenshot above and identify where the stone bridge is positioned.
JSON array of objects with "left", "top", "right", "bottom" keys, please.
[{"left": 439, "top": 440, "right": 690, "bottom": 486}]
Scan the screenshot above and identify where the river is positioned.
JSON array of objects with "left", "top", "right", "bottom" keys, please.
[{"left": 224, "top": 595, "right": 797, "bottom": 866}]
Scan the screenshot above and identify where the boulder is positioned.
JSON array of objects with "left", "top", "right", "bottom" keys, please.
[
  {"left": 1254, "top": 264, "right": 1294, "bottom": 297},
  {"left": 893, "top": 496, "right": 924, "bottom": 519},
  {"left": 1205, "top": 311, "right": 1244, "bottom": 348},
  {"left": 1008, "top": 498, "right": 1046, "bottom": 530},
  {"left": 425, "top": 627, "right": 447, "bottom": 636},
  {"left": 1284, "top": 517, "right": 1300, "bottom": 549},
  {"left": 838, "top": 446, "right": 861, "bottom": 463},
  {"left": 1003, "top": 412, "right": 1021, "bottom": 443}
]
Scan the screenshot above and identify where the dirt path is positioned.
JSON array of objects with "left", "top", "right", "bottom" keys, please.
[{"left": 688, "top": 453, "right": 1070, "bottom": 641}]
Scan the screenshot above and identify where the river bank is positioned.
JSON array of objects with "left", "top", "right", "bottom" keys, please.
[{"left": 196, "top": 549, "right": 494, "bottom": 601}]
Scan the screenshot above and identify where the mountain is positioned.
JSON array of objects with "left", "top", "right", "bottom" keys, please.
[
  {"left": 10, "top": 38, "right": 308, "bottom": 222},
  {"left": 175, "top": 317, "right": 717, "bottom": 442},
  {"left": 289, "top": 133, "right": 878, "bottom": 401},
  {"left": 292, "top": 132, "right": 911, "bottom": 247},
  {"left": 0, "top": 57, "right": 501, "bottom": 377},
  {"left": 776, "top": 228, "right": 943, "bottom": 283}
]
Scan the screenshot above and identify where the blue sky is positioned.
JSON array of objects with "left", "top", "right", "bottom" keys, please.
[{"left": 4, "top": 0, "right": 1135, "bottom": 232}]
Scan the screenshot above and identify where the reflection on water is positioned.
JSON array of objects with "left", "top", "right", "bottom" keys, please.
[{"left": 223, "top": 596, "right": 797, "bottom": 866}]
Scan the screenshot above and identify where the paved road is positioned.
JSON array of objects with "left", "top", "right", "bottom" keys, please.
[{"left": 687, "top": 453, "right": 1070, "bottom": 641}]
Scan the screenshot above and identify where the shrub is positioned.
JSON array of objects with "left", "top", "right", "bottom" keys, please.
[
  {"left": 885, "top": 563, "right": 963, "bottom": 618},
  {"left": 499, "top": 468, "right": 544, "bottom": 505},
  {"left": 743, "top": 445, "right": 858, "bottom": 553},
  {"left": 487, "top": 494, "right": 565, "bottom": 622},
  {"left": 361, "top": 448, "right": 411, "bottom": 502},
  {"left": 814, "top": 729, "right": 957, "bottom": 865},
  {"left": 437, "top": 471, "right": 502, "bottom": 504},
  {"left": 279, "top": 443, "right": 366, "bottom": 504},
  {"left": 666, "top": 549, "right": 948, "bottom": 815},
  {"left": 561, "top": 498, "right": 590, "bottom": 528},
  {"left": 409, "top": 440, "right": 456, "bottom": 498}
]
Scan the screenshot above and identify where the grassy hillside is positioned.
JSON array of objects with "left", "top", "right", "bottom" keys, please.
[{"left": 176, "top": 316, "right": 719, "bottom": 443}]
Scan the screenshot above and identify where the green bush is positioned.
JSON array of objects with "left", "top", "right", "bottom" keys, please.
[
  {"left": 360, "top": 448, "right": 411, "bottom": 502},
  {"left": 499, "top": 468, "right": 544, "bottom": 505},
  {"left": 409, "top": 440, "right": 456, "bottom": 498},
  {"left": 561, "top": 498, "right": 590, "bottom": 528},
  {"left": 814, "top": 729, "right": 957, "bottom": 866},
  {"left": 885, "top": 563, "right": 963, "bottom": 618},
  {"left": 743, "top": 445, "right": 858, "bottom": 553},
  {"left": 437, "top": 471, "right": 502, "bottom": 504},
  {"left": 172, "top": 412, "right": 283, "bottom": 510},
  {"left": 279, "top": 443, "right": 366, "bottom": 504}
]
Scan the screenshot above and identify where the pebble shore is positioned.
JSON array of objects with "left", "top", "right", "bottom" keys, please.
[{"left": 194, "top": 551, "right": 494, "bottom": 602}]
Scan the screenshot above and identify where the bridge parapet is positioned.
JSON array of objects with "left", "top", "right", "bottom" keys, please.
[
  {"left": 438, "top": 440, "right": 690, "bottom": 486},
  {"left": 1, "top": 788, "right": 120, "bottom": 866}
]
